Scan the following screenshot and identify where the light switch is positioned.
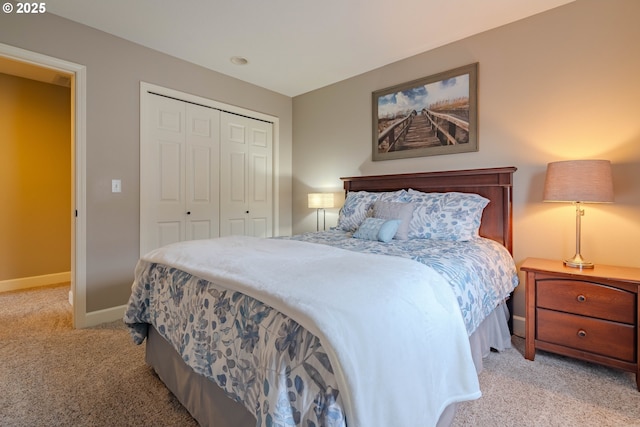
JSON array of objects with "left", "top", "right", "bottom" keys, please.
[{"left": 112, "top": 179, "right": 122, "bottom": 193}]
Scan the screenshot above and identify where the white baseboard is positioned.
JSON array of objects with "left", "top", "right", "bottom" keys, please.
[
  {"left": 512, "top": 315, "right": 525, "bottom": 338},
  {"left": 0, "top": 272, "right": 71, "bottom": 293},
  {"left": 84, "top": 304, "right": 127, "bottom": 328}
]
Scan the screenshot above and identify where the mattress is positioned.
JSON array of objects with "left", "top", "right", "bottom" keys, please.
[
  {"left": 125, "top": 234, "right": 518, "bottom": 426},
  {"left": 282, "top": 229, "right": 519, "bottom": 335}
]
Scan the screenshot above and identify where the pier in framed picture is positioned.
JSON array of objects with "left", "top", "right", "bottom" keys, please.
[{"left": 373, "top": 63, "right": 478, "bottom": 161}]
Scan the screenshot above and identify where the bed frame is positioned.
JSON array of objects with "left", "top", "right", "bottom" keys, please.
[
  {"left": 341, "top": 166, "right": 517, "bottom": 254},
  {"left": 146, "top": 166, "right": 517, "bottom": 427}
]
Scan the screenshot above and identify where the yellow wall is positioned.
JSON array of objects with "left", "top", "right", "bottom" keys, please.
[{"left": 0, "top": 73, "right": 71, "bottom": 281}]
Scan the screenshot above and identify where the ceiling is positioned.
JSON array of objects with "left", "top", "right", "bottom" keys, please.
[{"left": 43, "top": 0, "right": 574, "bottom": 97}]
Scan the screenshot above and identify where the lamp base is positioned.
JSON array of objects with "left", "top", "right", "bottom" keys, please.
[{"left": 563, "top": 255, "right": 594, "bottom": 269}]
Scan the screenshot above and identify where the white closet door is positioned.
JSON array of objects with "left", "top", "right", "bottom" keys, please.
[
  {"left": 140, "top": 94, "right": 220, "bottom": 255},
  {"left": 141, "top": 94, "right": 186, "bottom": 255},
  {"left": 220, "top": 112, "right": 273, "bottom": 237},
  {"left": 185, "top": 104, "right": 220, "bottom": 240}
]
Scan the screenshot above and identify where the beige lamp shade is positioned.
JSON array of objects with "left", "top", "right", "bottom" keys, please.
[
  {"left": 543, "top": 160, "right": 614, "bottom": 203},
  {"left": 308, "top": 193, "right": 335, "bottom": 209}
]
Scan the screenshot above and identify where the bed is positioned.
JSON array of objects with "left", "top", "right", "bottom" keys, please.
[{"left": 125, "top": 166, "right": 518, "bottom": 427}]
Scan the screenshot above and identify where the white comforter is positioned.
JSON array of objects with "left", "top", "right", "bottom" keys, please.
[{"left": 141, "top": 236, "right": 480, "bottom": 426}]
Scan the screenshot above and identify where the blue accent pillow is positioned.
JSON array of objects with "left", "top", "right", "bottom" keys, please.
[{"left": 353, "top": 218, "right": 402, "bottom": 243}]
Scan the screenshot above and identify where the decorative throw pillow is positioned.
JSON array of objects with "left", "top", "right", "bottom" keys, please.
[
  {"left": 336, "top": 191, "right": 379, "bottom": 232},
  {"left": 406, "top": 190, "right": 490, "bottom": 241},
  {"left": 337, "top": 190, "right": 409, "bottom": 232},
  {"left": 372, "top": 200, "right": 415, "bottom": 240},
  {"left": 353, "top": 218, "right": 401, "bottom": 243}
]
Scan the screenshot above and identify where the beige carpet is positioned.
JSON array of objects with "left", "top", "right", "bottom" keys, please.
[
  {"left": 0, "top": 284, "right": 197, "bottom": 427},
  {"left": 452, "top": 334, "right": 640, "bottom": 426},
  {"left": 1, "top": 284, "right": 638, "bottom": 426}
]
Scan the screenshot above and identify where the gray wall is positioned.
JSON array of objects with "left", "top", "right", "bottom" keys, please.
[
  {"left": 0, "top": 12, "right": 292, "bottom": 312},
  {"left": 292, "top": 0, "right": 640, "bottom": 335}
]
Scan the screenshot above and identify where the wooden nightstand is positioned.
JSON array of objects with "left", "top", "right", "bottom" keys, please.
[{"left": 521, "top": 257, "right": 640, "bottom": 391}]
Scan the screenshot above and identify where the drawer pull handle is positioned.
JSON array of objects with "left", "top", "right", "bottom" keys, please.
[
  {"left": 576, "top": 295, "right": 586, "bottom": 303},
  {"left": 577, "top": 329, "right": 587, "bottom": 338}
]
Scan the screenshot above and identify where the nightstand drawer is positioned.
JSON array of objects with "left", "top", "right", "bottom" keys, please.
[
  {"left": 537, "top": 308, "right": 636, "bottom": 362},
  {"left": 537, "top": 279, "right": 635, "bottom": 324}
]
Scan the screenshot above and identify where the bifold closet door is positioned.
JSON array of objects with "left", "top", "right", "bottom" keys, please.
[
  {"left": 140, "top": 94, "right": 220, "bottom": 255},
  {"left": 219, "top": 112, "right": 273, "bottom": 238}
]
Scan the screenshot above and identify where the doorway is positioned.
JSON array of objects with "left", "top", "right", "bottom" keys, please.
[{"left": 0, "top": 43, "right": 87, "bottom": 328}]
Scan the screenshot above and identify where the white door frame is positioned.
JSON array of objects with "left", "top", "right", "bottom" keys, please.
[
  {"left": 0, "top": 43, "right": 88, "bottom": 328},
  {"left": 140, "top": 82, "right": 281, "bottom": 240}
]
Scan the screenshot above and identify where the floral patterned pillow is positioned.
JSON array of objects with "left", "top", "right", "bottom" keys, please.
[
  {"left": 337, "top": 190, "right": 409, "bottom": 232},
  {"left": 406, "top": 189, "right": 490, "bottom": 241}
]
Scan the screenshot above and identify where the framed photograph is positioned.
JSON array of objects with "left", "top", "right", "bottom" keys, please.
[{"left": 372, "top": 63, "right": 478, "bottom": 161}]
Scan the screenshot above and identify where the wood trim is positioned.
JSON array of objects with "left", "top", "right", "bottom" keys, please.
[
  {"left": 0, "top": 42, "right": 88, "bottom": 328},
  {"left": 525, "top": 270, "right": 537, "bottom": 360},
  {"left": 0, "top": 272, "right": 71, "bottom": 293}
]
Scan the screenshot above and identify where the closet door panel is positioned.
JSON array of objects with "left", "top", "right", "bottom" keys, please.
[
  {"left": 141, "top": 94, "right": 220, "bottom": 255},
  {"left": 220, "top": 113, "right": 248, "bottom": 236},
  {"left": 220, "top": 111, "right": 273, "bottom": 237},
  {"left": 185, "top": 104, "right": 220, "bottom": 241},
  {"left": 229, "top": 152, "right": 247, "bottom": 202},
  {"left": 251, "top": 218, "right": 268, "bottom": 239},
  {"left": 141, "top": 95, "right": 186, "bottom": 255},
  {"left": 228, "top": 219, "right": 247, "bottom": 236},
  {"left": 158, "top": 222, "right": 183, "bottom": 248},
  {"left": 188, "top": 220, "right": 212, "bottom": 241},
  {"left": 248, "top": 122, "right": 272, "bottom": 237},
  {"left": 159, "top": 141, "right": 182, "bottom": 202}
]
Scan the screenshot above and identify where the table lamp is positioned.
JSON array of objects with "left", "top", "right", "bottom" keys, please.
[
  {"left": 308, "top": 193, "right": 335, "bottom": 231},
  {"left": 543, "top": 159, "right": 614, "bottom": 269}
]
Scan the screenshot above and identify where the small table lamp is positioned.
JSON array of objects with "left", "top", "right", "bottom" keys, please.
[
  {"left": 543, "top": 159, "right": 614, "bottom": 269},
  {"left": 308, "top": 193, "right": 335, "bottom": 231}
]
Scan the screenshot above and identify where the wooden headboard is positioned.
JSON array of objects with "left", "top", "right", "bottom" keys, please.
[{"left": 341, "top": 167, "right": 517, "bottom": 254}]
